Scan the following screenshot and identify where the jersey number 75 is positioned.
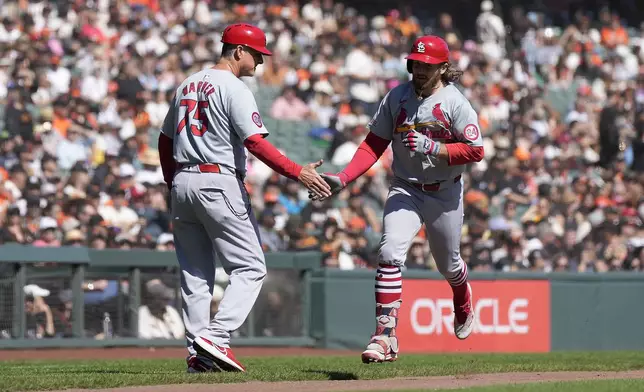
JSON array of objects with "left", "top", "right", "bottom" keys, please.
[{"left": 176, "top": 99, "right": 210, "bottom": 137}]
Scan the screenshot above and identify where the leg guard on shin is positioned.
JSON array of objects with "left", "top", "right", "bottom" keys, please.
[{"left": 362, "top": 300, "right": 401, "bottom": 364}]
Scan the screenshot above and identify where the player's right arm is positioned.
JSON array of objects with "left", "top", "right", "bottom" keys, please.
[
  {"left": 158, "top": 96, "right": 177, "bottom": 190},
  {"left": 229, "top": 85, "right": 331, "bottom": 198},
  {"left": 330, "top": 91, "right": 394, "bottom": 188}
]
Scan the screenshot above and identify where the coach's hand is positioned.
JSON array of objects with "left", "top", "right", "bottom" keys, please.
[
  {"left": 403, "top": 131, "right": 441, "bottom": 157},
  {"left": 299, "top": 160, "right": 332, "bottom": 199},
  {"left": 308, "top": 172, "right": 346, "bottom": 201}
]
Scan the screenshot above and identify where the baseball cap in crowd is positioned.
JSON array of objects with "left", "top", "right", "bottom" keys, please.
[
  {"left": 119, "top": 163, "right": 136, "bottom": 178},
  {"left": 40, "top": 183, "right": 57, "bottom": 196},
  {"left": 65, "top": 229, "right": 85, "bottom": 243},
  {"left": 145, "top": 280, "right": 175, "bottom": 300},
  {"left": 39, "top": 216, "right": 58, "bottom": 231},
  {"left": 24, "top": 284, "right": 50, "bottom": 297},
  {"left": 156, "top": 233, "right": 174, "bottom": 246}
]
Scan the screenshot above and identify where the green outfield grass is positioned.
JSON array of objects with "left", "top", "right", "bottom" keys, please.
[
  {"left": 386, "top": 379, "right": 644, "bottom": 392},
  {"left": 1, "top": 351, "right": 644, "bottom": 392}
]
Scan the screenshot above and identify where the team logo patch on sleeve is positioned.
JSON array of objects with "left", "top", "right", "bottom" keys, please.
[
  {"left": 252, "top": 112, "right": 263, "bottom": 128},
  {"left": 463, "top": 124, "right": 480, "bottom": 141}
]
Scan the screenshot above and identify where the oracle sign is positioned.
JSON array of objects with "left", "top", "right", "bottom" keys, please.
[
  {"left": 397, "top": 280, "right": 550, "bottom": 353},
  {"left": 410, "top": 297, "right": 530, "bottom": 336}
]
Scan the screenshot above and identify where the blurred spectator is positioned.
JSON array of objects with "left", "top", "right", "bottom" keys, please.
[
  {"left": 51, "top": 289, "right": 74, "bottom": 338},
  {"left": 138, "top": 280, "right": 183, "bottom": 340},
  {"left": 258, "top": 209, "right": 285, "bottom": 252},
  {"left": 0, "top": 0, "right": 639, "bottom": 278},
  {"left": 32, "top": 216, "right": 60, "bottom": 247},
  {"left": 24, "top": 285, "right": 54, "bottom": 339},
  {"left": 270, "top": 87, "right": 312, "bottom": 121}
]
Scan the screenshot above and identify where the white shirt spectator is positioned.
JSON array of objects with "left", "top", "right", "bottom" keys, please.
[
  {"left": 136, "top": 31, "right": 169, "bottom": 57},
  {"left": 81, "top": 73, "right": 109, "bottom": 104},
  {"left": 345, "top": 47, "right": 376, "bottom": 79},
  {"left": 56, "top": 138, "right": 89, "bottom": 171},
  {"left": 481, "top": 99, "right": 511, "bottom": 123},
  {"left": 476, "top": 2, "right": 506, "bottom": 62},
  {"left": 138, "top": 305, "right": 184, "bottom": 340},
  {"left": 331, "top": 140, "right": 360, "bottom": 166},
  {"left": 194, "top": 1, "right": 212, "bottom": 26},
  {"left": 476, "top": 7, "right": 505, "bottom": 45},
  {"left": 32, "top": 84, "right": 53, "bottom": 106},
  {"left": 302, "top": 1, "right": 323, "bottom": 23},
  {"left": 135, "top": 168, "right": 165, "bottom": 186},
  {"left": 565, "top": 109, "right": 589, "bottom": 125},
  {"left": 0, "top": 24, "right": 22, "bottom": 43},
  {"left": 46, "top": 66, "right": 71, "bottom": 98},
  {"left": 308, "top": 96, "right": 336, "bottom": 128},
  {"left": 98, "top": 203, "right": 139, "bottom": 231},
  {"left": 145, "top": 99, "right": 170, "bottom": 128}
]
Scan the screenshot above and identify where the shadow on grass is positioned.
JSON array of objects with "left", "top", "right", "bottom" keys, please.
[
  {"left": 62, "top": 369, "right": 151, "bottom": 375},
  {"left": 305, "top": 369, "right": 359, "bottom": 380}
]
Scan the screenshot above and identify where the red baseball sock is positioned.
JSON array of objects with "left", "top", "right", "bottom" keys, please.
[
  {"left": 374, "top": 263, "right": 402, "bottom": 337},
  {"left": 375, "top": 263, "right": 402, "bottom": 304},
  {"left": 448, "top": 262, "right": 469, "bottom": 301}
]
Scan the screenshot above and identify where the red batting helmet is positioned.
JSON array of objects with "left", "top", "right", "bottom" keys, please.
[
  {"left": 221, "top": 23, "right": 272, "bottom": 56},
  {"left": 405, "top": 35, "right": 450, "bottom": 73}
]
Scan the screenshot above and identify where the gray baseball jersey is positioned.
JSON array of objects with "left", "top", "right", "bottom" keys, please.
[
  {"left": 369, "top": 82, "right": 480, "bottom": 314},
  {"left": 367, "top": 82, "right": 483, "bottom": 183},
  {"left": 160, "top": 68, "right": 268, "bottom": 175},
  {"left": 161, "top": 68, "right": 269, "bottom": 353}
]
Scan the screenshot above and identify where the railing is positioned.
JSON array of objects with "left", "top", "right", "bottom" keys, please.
[
  {"left": 0, "top": 244, "right": 322, "bottom": 349},
  {"left": 2, "top": 244, "right": 642, "bottom": 352}
]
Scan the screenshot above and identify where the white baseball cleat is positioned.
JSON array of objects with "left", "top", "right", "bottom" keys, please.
[
  {"left": 454, "top": 283, "right": 474, "bottom": 340},
  {"left": 361, "top": 335, "right": 399, "bottom": 363},
  {"left": 193, "top": 336, "right": 246, "bottom": 372}
]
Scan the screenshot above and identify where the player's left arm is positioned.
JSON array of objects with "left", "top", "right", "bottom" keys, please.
[{"left": 442, "top": 98, "right": 484, "bottom": 166}]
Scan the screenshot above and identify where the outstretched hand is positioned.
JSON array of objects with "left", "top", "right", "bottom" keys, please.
[
  {"left": 298, "top": 159, "right": 332, "bottom": 199},
  {"left": 308, "top": 172, "right": 346, "bottom": 201}
]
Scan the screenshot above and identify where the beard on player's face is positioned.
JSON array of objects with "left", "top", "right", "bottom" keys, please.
[{"left": 411, "top": 61, "right": 444, "bottom": 93}]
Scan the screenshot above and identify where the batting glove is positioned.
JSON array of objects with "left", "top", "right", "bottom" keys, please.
[
  {"left": 403, "top": 131, "right": 441, "bottom": 157},
  {"left": 308, "top": 172, "right": 346, "bottom": 201}
]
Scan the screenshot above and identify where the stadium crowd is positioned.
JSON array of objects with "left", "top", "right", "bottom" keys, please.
[{"left": 0, "top": 0, "right": 642, "bottom": 296}]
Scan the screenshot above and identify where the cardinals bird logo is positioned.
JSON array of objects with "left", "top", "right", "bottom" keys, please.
[{"left": 432, "top": 103, "right": 451, "bottom": 131}]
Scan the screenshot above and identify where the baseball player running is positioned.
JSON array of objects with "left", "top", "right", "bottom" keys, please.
[
  {"left": 311, "top": 36, "right": 484, "bottom": 363},
  {"left": 158, "top": 23, "right": 331, "bottom": 373}
]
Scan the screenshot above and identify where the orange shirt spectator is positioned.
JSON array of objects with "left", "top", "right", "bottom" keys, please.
[{"left": 601, "top": 24, "right": 628, "bottom": 49}]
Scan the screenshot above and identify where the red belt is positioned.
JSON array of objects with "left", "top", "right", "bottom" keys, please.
[
  {"left": 411, "top": 175, "right": 461, "bottom": 192},
  {"left": 196, "top": 163, "right": 222, "bottom": 173},
  {"left": 177, "top": 163, "right": 244, "bottom": 180}
]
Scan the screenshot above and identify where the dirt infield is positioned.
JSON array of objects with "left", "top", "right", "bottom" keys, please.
[{"left": 47, "top": 371, "right": 644, "bottom": 392}]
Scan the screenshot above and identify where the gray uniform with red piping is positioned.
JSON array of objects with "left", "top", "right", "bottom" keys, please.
[
  {"left": 158, "top": 24, "right": 276, "bottom": 355},
  {"left": 368, "top": 81, "right": 482, "bottom": 275}
]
